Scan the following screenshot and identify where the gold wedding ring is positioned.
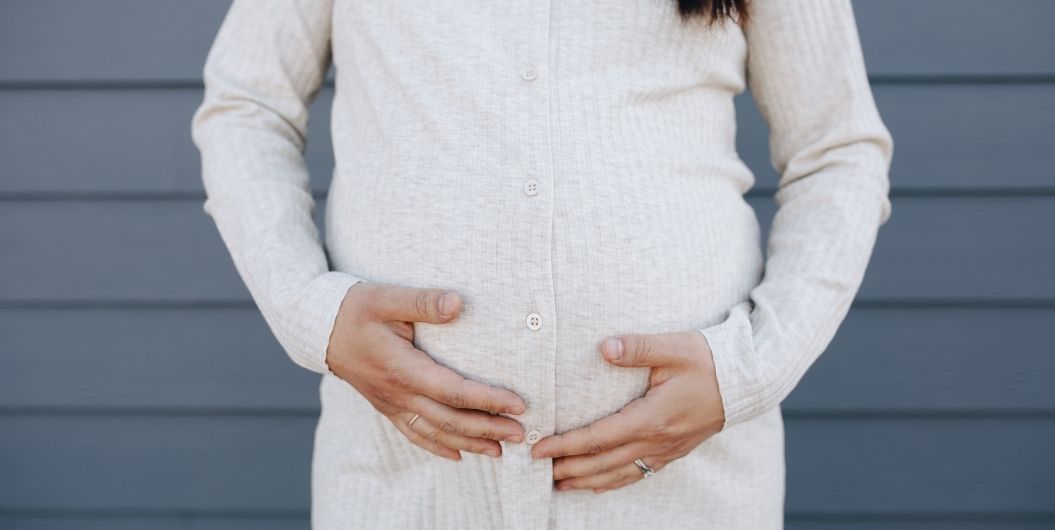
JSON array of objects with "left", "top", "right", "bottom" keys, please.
[{"left": 408, "top": 413, "right": 421, "bottom": 428}]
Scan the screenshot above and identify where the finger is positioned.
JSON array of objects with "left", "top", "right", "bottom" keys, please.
[
  {"left": 551, "top": 441, "right": 648, "bottom": 480},
  {"left": 556, "top": 460, "right": 647, "bottom": 492},
  {"left": 390, "top": 412, "right": 461, "bottom": 461},
  {"left": 601, "top": 332, "right": 687, "bottom": 368},
  {"left": 601, "top": 456, "right": 668, "bottom": 493},
  {"left": 407, "top": 412, "right": 504, "bottom": 458},
  {"left": 370, "top": 284, "right": 463, "bottom": 324},
  {"left": 592, "top": 465, "right": 651, "bottom": 493},
  {"left": 414, "top": 355, "right": 527, "bottom": 415},
  {"left": 410, "top": 395, "right": 525, "bottom": 443},
  {"left": 531, "top": 397, "right": 653, "bottom": 459}
]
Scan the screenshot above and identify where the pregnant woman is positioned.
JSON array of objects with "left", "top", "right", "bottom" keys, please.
[{"left": 191, "top": 0, "right": 893, "bottom": 528}]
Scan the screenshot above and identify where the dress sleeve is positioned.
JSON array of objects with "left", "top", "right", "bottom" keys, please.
[
  {"left": 190, "top": 0, "right": 364, "bottom": 375},
  {"left": 697, "top": 0, "right": 894, "bottom": 429}
]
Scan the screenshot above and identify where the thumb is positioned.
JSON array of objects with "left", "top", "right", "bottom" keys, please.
[
  {"left": 372, "top": 284, "right": 463, "bottom": 324},
  {"left": 601, "top": 333, "right": 681, "bottom": 367}
]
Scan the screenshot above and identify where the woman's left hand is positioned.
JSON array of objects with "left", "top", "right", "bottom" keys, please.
[{"left": 530, "top": 330, "right": 726, "bottom": 493}]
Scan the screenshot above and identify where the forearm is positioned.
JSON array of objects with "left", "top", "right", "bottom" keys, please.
[
  {"left": 698, "top": 0, "right": 893, "bottom": 429},
  {"left": 191, "top": 0, "right": 363, "bottom": 374}
]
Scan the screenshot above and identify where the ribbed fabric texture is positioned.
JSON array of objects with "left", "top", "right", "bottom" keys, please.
[{"left": 190, "top": 0, "right": 892, "bottom": 528}]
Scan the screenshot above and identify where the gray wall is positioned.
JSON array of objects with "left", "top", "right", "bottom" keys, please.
[{"left": 1, "top": 1, "right": 1053, "bottom": 528}]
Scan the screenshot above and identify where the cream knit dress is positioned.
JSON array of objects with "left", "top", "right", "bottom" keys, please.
[{"left": 190, "top": 0, "right": 893, "bottom": 528}]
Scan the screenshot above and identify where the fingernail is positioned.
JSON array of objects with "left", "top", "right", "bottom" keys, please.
[
  {"left": 603, "top": 337, "right": 623, "bottom": 361},
  {"left": 557, "top": 483, "right": 572, "bottom": 491},
  {"left": 439, "top": 293, "right": 456, "bottom": 317},
  {"left": 506, "top": 433, "right": 523, "bottom": 443},
  {"left": 485, "top": 448, "right": 500, "bottom": 457},
  {"left": 507, "top": 403, "right": 526, "bottom": 415}
]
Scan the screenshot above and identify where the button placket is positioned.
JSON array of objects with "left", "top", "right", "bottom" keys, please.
[{"left": 504, "top": 3, "right": 557, "bottom": 529}]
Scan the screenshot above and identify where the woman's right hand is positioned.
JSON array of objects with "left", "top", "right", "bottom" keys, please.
[{"left": 325, "top": 281, "right": 526, "bottom": 461}]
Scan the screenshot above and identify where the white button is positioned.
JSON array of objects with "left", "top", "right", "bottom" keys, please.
[
  {"left": 520, "top": 66, "right": 538, "bottom": 82},
  {"left": 525, "top": 430, "right": 542, "bottom": 445},
  {"left": 526, "top": 312, "right": 543, "bottom": 331},
  {"left": 523, "top": 179, "right": 539, "bottom": 196}
]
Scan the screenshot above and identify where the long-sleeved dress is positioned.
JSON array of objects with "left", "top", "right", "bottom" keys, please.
[{"left": 190, "top": 0, "right": 893, "bottom": 528}]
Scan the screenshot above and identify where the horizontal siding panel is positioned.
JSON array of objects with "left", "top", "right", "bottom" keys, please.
[
  {"left": 0, "top": 307, "right": 317, "bottom": 411},
  {"left": 0, "top": 88, "right": 334, "bottom": 195},
  {"left": 2, "top": 1, "right": 1053, "bottom": 82},
  {"left": 0, "top": 200, "right": 248, "bottom": 301},
  {"left": 0, "top": 416, "right": 1050, "bottom": 513},
  {"left": 856, "top": 196, "right": 1054, "bottom": 301},
  {"left": 0, "top": 0, "right": 231, "bottom": 83},
  {"left": 1, "top": 307, "right": 1052, "bottom": 413},
  {"left": 853, "top": 0, "right": 1055, "bottom": 77},
  {"left": 785, "top": 417, "right": 1055, "bottom": 514},
  {"left": 740, "top": 84, "right": 1055, "bottom": 193},
  {"left": 2, "top": 84, "right": 1054, "bottom": 194},
  {"left": 0, "top": 416, "right": 312, "bottom": 512},
  {"left": 783, "top": 307, "right": 1055, "bottom": 412},
  {"left": 1, "top": 197, "right": 1052, "bottom": 302}
]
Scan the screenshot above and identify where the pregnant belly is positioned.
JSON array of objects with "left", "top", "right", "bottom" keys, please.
[{"left": 324, "top": 168, "right": 763, "bottom": 432}]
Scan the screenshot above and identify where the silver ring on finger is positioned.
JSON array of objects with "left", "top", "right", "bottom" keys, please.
[
  {"left": 408, "top": 413, "right": 421, "bottom": 428},
  {"left": 633, "top": 458, "right": 656, "bottom": 478}
]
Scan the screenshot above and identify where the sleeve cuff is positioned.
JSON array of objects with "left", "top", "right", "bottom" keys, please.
[
  {"left": 274, "top": 270, "right": 365, "bottom": 376},
  {"left": 697, "top": 300, "right": 768, "bottom": 430}
]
